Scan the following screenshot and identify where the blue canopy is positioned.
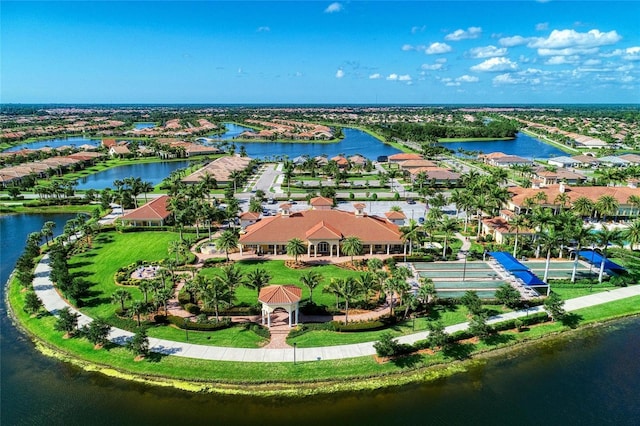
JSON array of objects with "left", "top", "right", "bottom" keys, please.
[
  {"left": 578, "top": 250, "right": 626, "bottom": 273},
  {"left": 489, "top": 252, "right": 530, "bottom": 272},
  {"left": 513, "top": 270, "right": 546, "bottom": 286}
]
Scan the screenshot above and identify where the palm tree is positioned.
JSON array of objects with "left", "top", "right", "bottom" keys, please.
[
  {"left": 138, "top": 280, "right": 153, "bottom": 304},
  {"left": 356, "top": 271, "right": 378, "bottom": 302},
  {"left": 509, "top": 213, "right": 529, "bottom": 258},
  {"left": 537, "top": 229, "right": 558, "bottom": 287},
  {"left": 367, "top": 258, "right": 384, "bottom": 272},
  {"left": 216, "top": 229, "right": 239, "bottom": 261},
  {"left": 139, "top": 181, "right": 154, "bottom": 203},
  {"left": 624, "top": 219, "right": 640, "bottom": 250},
  {"left": 244, "top": 268, "right": 271, "bottom": 298},
  {"left": 168, "top": 239, "right": 187, "bottom": 264},
  {"left": 400, "top": 219, "right": 420, "bottom": 256},
  {"left": 439, "top": 217, "right": 459, "bottom": 258},
  {"left": 129, "top": 300, "right": 148, "bottom": 327},
  {"left": 299, "top": 270, "right": 323, "bottom": 304},
  {"left": 341, "top": 236, "right": 363, "bottom": 263},
  {"left": 569, "top": 224, "right": 595, "bottom": 283},
  {"left": 155, "top": 286, "right": 173, "bottom": 315},
  {"left": 111, "top": 288, "right": 132, "bottom": 311},
  {"left": 627, "top": 195, "right": 640, "bottom": 217},
  {"left": 417, "top": 277, "right": 437, "bottom": 313},
  {"left": 286, "top": 238, "right": 306, "bottom": 263},
  {"left": 595, "top": 228, "right": 625, "bottom": 283},
  {"left": 41, "top": 221, "right": 56, "bottom": 246},
  {"left": 595, "top": 195, "right": 619, "bottom": 222},
  {"left": 572, "top": 196, "right": 595, "bottom": 218},
  {"left": 334, "top": 277, "right": 362, "bottom": 325}
]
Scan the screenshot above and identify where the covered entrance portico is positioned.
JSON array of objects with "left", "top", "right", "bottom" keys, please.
[{"left": 258, "top": 285, "right": 302, "bottom": 328}]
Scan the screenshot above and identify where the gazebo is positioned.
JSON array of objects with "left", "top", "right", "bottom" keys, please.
[{"left": 258, "top": 285, "right": 302, "bottom": 328}]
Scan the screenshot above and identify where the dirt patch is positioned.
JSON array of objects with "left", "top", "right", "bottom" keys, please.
[{"left": 285, "top": 260, "right": 309, "bottom": 269}]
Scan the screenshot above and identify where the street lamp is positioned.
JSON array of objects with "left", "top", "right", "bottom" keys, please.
[
  {"left": 184, "top": 317, "right": 189, "bottom": 341},
  {"left": 293, "top": 342, "right": 297, "bottom": 365},
  {"left": 462, "top": 250, "right": 468, "bottom": 281}
]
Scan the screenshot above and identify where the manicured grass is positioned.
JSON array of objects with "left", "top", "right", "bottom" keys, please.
[
  {"left": 147, "top": 324, "right": 268, "bottom": 348},
  {"left": 69, "top": 231, "right": 182, "bottom": 318},
  {"left": 550, "top": 283, "right": 617, "bottom": 300},
  {"left": 438, "top": 137, "right": 514, "bottom": 142},
  {"left": 199, "top": 259, "right": 364, "bottom": 307},
  {"left": 0, "top": 204, "right": 94, "bottom": 214}
]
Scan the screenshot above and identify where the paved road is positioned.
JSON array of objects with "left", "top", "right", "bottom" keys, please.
[{"left": 32, "top": 252, "right": 640, "bottom": 363}]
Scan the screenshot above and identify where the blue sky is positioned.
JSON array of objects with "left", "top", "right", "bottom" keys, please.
[{"left": 2, "top": 1, "right": 639, "bottom": 104}]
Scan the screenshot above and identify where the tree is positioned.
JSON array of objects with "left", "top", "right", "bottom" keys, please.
[
  {"left": 367, "top": 258, "right": 384, "bottom": 272},
  {"left": 111, "top": 288, "right": 132, "bottom": 311},
  {"left": 439, "top": 217, "right": 459, "bottom": 258},
  {"left": 460, "top": 290, "right": 483, "bottom": 315},
  {"left": 200, "top": 274, "right": 236, "bottom": 323},
  {"left": 373, "top": 332, "right": 401, "bottom": 358},
  {"left": 286, "top": 238, "right": 306, "bottom": 264},
  {"left": 468, "top": 312, "right": 491, "bottom": 339},
  {"left": 299, "top": 270, "right": 323, "bottom": 304},
  {"left": 400, "top": 219, "right": 421, "bottom": 256},
  {"left": 572, "top": 196, "right": 595, "bottom": 218},
  {"left": 23, "top": 291, "right": 43, "bottom": 315},
  {"left": 244, "top": 268, "right": 271, "bottom": 298},
  {"left": 544, "top": 293, "right": 565, "bottom": 321},
  {"left": 126, "top": 327, "right": 150, "bottom": 358},
  {"left": 595, "top": 195, "right": 619, "bottom": 222},
  {"left": 333, "top": 277, "right": 362, "bottom": 324},
  {"left": 54, "top": 307, "right": 80, "bottom": 337},
  {"left": 569, "top": 224, "right": 595, "bottom": 283},
  {"left": 495, "top": 283, "right": 521, "bottom": 309},
  {"left": 426, "top": 320, "right": 448, "bottom": 350},
  {"left": 82, "top": 318, "right": 111, "bottom": 348},
  {"left": 509, "top": 213, "right": 529, "bottom": 258},
  {"left": 129, "top": 300, "right": 148, "bottom": 327},
  {"left": 595, "top": 228, "right": 625, "bottom": 283},
  {"left": 41, "top": 221, "right": 56, "bottom": 246},
  {"left": 624, "top": 219, "right": 640, "bottom": 250},
  {"left": 417, "top": 277, "right": 437, "bottom": 313},
  {"left": 216, "top": 229, "right": 239, "bottom": 261},
  {"left": 341, "top": 235, "right": 363, "bottom": 263}
]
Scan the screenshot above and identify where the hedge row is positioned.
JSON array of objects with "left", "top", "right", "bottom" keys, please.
[{"left": 167, "top": 315, "right": 232, "bottom": 331}]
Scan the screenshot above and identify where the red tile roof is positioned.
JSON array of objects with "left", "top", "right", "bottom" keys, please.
[
  {"left": 239, "top": 209, "right": 402, "bottom": 245},
  {"left": 120, "top": 195, "right": 171, "bottom": 221},
  {"left": 258, "top": 285, "right": 302, "bottom": 304},
  {"left": 310, "top": 196, "right": 333, "bottom": 207}
]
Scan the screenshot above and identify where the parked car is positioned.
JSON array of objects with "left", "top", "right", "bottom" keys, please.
[
  {"left": 418, "top": 217, "right": 425, "bottom": 224},
  {"left": 407, "top": 198, "right": 416, "bottom": 204}
]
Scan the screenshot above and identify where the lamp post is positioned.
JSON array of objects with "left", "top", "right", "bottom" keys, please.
[
  {"left": 184, "top": 317, "right": 189, "bottom": 341},
  {"left": 462, "top": 250, "right": 468, "bottom": 281},
  {"left": 293, "top": 342, "right": 297, "bottom": 365}
]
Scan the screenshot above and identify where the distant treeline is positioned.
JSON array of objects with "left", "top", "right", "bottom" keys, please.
[{"left": 382, "top": 119, "right": 519, "bottom": 141}]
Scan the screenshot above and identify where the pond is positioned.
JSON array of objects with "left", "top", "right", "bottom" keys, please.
[
  {"left": 3, "top": 136, "right": 101, "bottom": 152},
  {"left": 439, "top": 132, "right": 567, "bottom": 159},
  {"left": 213, "top": 124, "right": 401, "bottom": 160},
  {"left": 133, "top": 122, "right": 156, "bottom": 130},
  {"left": 75, "top": 160, "right": 191, "bottom": 190}
]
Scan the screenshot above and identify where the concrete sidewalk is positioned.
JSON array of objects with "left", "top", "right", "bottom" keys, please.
[{"left": 32, "top": 253, "right": 640, "bottom": 363}]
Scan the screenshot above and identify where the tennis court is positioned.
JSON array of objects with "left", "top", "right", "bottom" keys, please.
[
  {"left": 418, "top": 270, "right": 501, "bottom": 279},
  {"left": 433, "top": 280, "right": 505, "bottom": 290},
  {"left": 522, "top": 261, "right": 594, "bottom": 280},
  {"left": 413, "top": 261, "right": 494, "bottom": 271},
  {"left": 437, "top": 290, "right": 497, "bottom": 299}
]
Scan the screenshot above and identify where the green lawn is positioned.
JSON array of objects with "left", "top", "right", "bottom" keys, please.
[
  {"left": 198, "top": 259, "right": 364, "bottom": 307},
  {"left": 147, "top": 324, "right": 268, "bottom": 348},
  {"left": 69, "top": 231, "right": 182, "bottom": 318}
]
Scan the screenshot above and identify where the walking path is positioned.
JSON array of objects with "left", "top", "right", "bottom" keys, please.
[{"left": 32, "top": 253, "right": 640, "bottom": 363}]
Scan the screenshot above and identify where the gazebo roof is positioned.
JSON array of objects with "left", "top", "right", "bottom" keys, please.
[{"left": 258, "top": 285, "right": 302, "bottom": 304}]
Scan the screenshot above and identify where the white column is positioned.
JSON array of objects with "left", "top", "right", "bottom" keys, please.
[
  {"left": 337, "top": 243, "right": 340, "bottom": 258},
  {"left": 370, "top": 245, "right": 373, "bottom": 255},
  {"left": 261, "top": 308, "right": 265, "bottom": 325},
  {"left": 295, "top": 305, "right": 299, "bottom": 326},
  {"left": 240, "top": 245, "right": 243, "bottom": 256},
  {"left": 308, "top": 244, "right": 311, "bottom": 257},
  {"left": 267, "top": 311, "right": 271, "bottom": 327},
  {"left": 289, "top": 308, "right": 292, "bottom": 327},
  {"left": 387, "top": 244, "right": 390, "bottom": 255}
]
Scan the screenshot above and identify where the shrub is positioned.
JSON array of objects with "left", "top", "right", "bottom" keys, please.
[
  {"left": 332, "top": 320, "right": 386, "bottom": 332},
  {"left": 202, "top": 257, "right": 228, "bottom": 267},
  {"left": 184, "top": 303, "right": 201, "bottom": 315},
  {"left": 167, "top": 315, "right": 232, "bottom": 331},
  {"left": 243, "top": 322, "right": 270, "bottom": 339},
  {"left": 374, "top": 333, "right": 400, "bottom": 358}
]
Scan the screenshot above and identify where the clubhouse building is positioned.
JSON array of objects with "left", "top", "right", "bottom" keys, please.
[{"left": 238, "top": 197, "right": 406, "bottom": 258}]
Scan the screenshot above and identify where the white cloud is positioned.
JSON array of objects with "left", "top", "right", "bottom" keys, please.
[
  {"left": 493, "top": 73, "right": 519, "bottom": 85},
  {"left": 386, "top": 73, "right": 398, "bottom": 81},
  {"left": 402, "top": 44, "right": 414, "bottom": 51},
  {"left": 411, "top": 25, "right": 426, "bottom": 34},
  {"left": 436, "top": 58, "right": 447, "bottom": 63},
  {"left": 425, "top": 42, "right": 452, "bottom": 54},
  {"left": 538, "top": 47, "right": 599, "bottom": 56},
  {"left": 445, "top": 27, "right": 482, "bottom": 41},
  {"left": 257, "top": 26, "right": 270, "bottom": 32},
  {"left": 583, "top": 59, "right": 602, "bottom": 66},
  {"left": 369, "top": 73, "right": 382, "bottom": 79},
  {"left": 456, "top": 75, "right": 479, "bottom": 83},
  {"left": 471, "top": 57, "right": 518, "bottom": 72},
  {"left": 545, "top": 56, "right": 579, "bottom": 65},
  {"left": 446, "top": 81, "right": 461, "bottom": 87},
  {"left": 421, "top": 63, "right": 443, "bottom": 71},
  {"left": 623, "top": 47, "right": 640, "bottom": 61},
  {"left": 335, "top": 69, "right": 345, "bottom": 78},
  {"left": 324, "top": 2, "right": 343, "bottom": 13},
  {"left": 398, "top": 74, "right": 412, "bottom": 81},
  {"left": 468, "top": 45, "right": 507, "bottom": 58},
  {"left": 536, "top": 22, "right": 549, "bottom": 31},
  {"left": 529, "top": 29, "right": 622, "bottom": 49},
  {"left": 499, "top": 35, "right": 530, "bottom": 47}
]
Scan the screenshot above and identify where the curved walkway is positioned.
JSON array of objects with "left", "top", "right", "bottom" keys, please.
[{"left": 32, "top": 253, "right": 640, "bottom": 363}]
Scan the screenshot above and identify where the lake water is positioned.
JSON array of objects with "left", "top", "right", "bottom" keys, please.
[
  {"left": 439, "top": 132, "right": 567, "bottom": 159},
  {"left": 75, "top": 160, "right": 191, "bottom": 190},
  {"left": 214, "top": 124, "right": 402, "bottom": 160},
  {"left": 3, "top": 136, "right": 101, "bottom": 152},
  {"left": 215, "top": 124, "right": 566, "bottom": 160},
  {"left": 1, "top": 214, "right": 639, "bottom": 425},
  {"left": 133, "top": 122, "right": 156, "bottom": 130}
]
